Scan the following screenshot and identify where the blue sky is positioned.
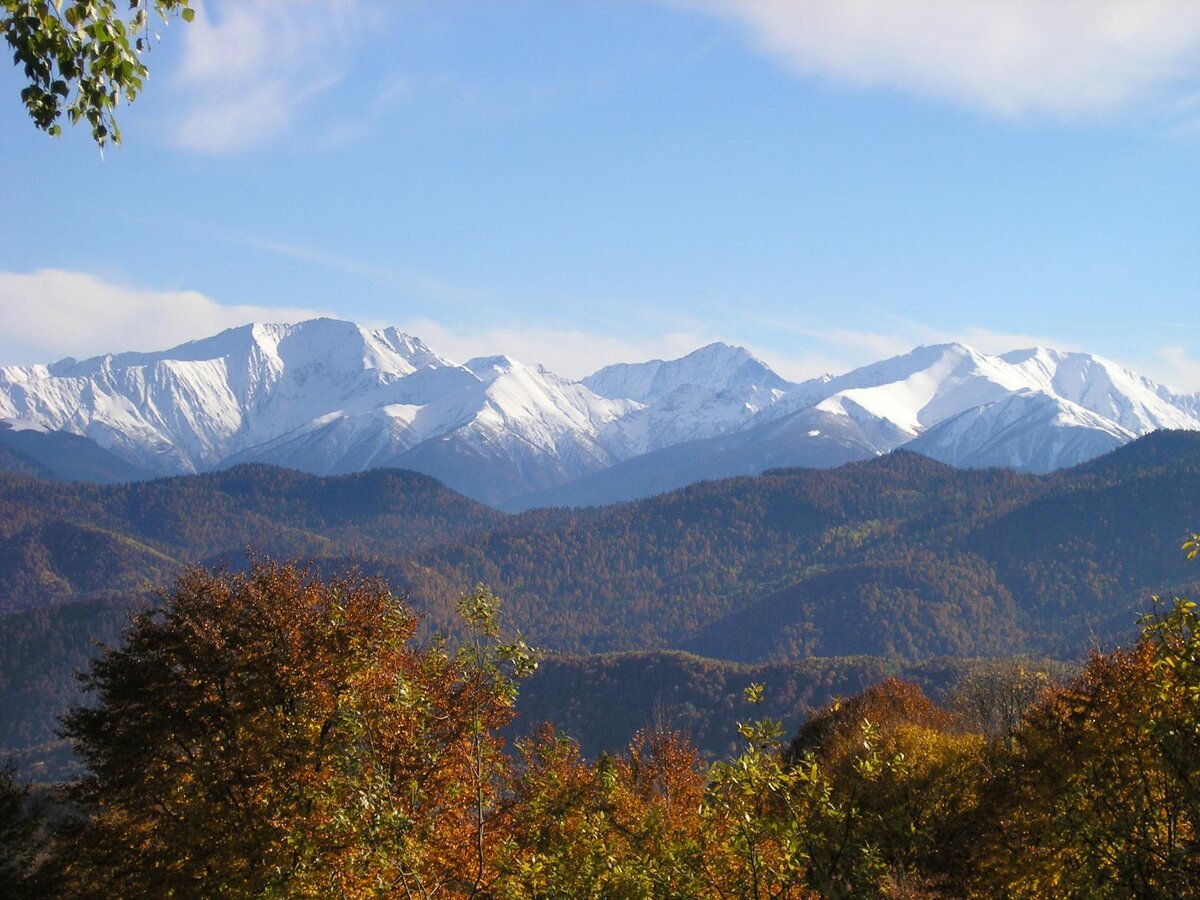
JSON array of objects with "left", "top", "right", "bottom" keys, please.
[{"left": 3, "top": 0, "right": 1200, "bottom": 386}]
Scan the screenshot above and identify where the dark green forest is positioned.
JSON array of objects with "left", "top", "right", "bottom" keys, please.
[
  {"left": 3, "top": 432, "right": 1200, "bottom": 647},
  {"left": 3, "top": 432, "right": 1200, "bottom": 780}
]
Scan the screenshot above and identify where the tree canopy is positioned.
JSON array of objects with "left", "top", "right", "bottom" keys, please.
[
  {"left": 0, "top": 550, "right": 1197, "bottom": 896},
  {"left": 2, "top": 0, "right": 192, "bottom": 146},
  {"left": 59, "top": 561, "right": 536, "bottom": 896}
]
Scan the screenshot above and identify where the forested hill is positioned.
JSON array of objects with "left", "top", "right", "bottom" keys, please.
[
  {"left": 402, "top": 431, "right": 1200, "bottom": 659},
  {"left": 0, "top": 464, "right": 503, "bottom": 614},
  {"left": 4, "top": 431, "right": 1200, "bottom": 775},
  {"left": 3, "top": 432, "right": 1200, "bottom": 658}
]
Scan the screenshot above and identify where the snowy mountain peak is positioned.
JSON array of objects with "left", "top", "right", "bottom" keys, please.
[
  {"left": 769, "top": 342, "right": 1018, "bottom": 437},
  {"left": 2, "top": 319, "right": 1199, "bottom": 507},
  {"left": 997, "top": 346, "right": 1200, "bottom": 434},
  {"left": 834, "top": 343, "right": 990, "bottom": 386},
  {"left": 252, "top": 318, "right": 451, "bottom": 378},
  {"left": 465, "top": 355, "right": 522, "bottom": 383},
  {"left": 584, "top": 341, "right": 791, "bottom": 404},
  {"left": 747, "top": 340, "right": 1200, "bottom": 476},
  {"left": 683, "top": 341, "right": 755, "bottom": 364},
  {"left": 906, "top": 389, "right": 1135, "bottom": 473},
  {"left": 0, "top": 318, "right": 464, "bottom": 477}
]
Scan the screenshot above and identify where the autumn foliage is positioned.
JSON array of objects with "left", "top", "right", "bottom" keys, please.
[
  {"left": 3, "top": 554, "right": 1200, "bottom": 897},
  {"left": 57, "top": 562, "right": 533, "bottom": 897}
]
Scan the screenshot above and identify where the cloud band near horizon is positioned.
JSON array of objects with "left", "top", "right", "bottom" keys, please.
[{"left": 2, "top": 268, "right": 1198, "bottom": 395}]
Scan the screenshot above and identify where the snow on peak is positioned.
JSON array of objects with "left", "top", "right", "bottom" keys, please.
[
  {"left": 774, "top": 342, "right": 1020, "bottom": 436},
  {"left": 906, "top": 389, "right": 1135, "bottom": 472},
  {"left": 0, "top": 318, "right": 461, "bottom": 474},
  {"left": 584, "top": 341, "right": 791, "bottom": 403},
  {"left": 2, "top": 319, "right": 1199, "bottom": 505},
  {"left": 759, "top": 341, "right": 1200, "bottom": 470},
  {"left": 465, "top": 355, "right": 522, "bottom": 383},
  {"left": 579, "top": 343, "right": 795, "bottom": 457},
  {"left": 999, "top": 346, "right": 1200, "bottom": 433}
]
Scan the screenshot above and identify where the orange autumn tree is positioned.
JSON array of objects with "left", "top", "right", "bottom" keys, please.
[
  {"left": 971, "top": 645, "right": 1196, "bottom": 898},
  {"left": 970, "top": 539, "right": 1200, "bottom": 898},
  {"left": 59, "top": 561, "right": 534, "bottom": 898}
]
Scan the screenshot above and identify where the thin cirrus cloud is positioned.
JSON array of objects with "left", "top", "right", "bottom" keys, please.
[
  {"left": 1142, "top": 345, "right": 1200, "bottom": 395},
  {"left": 668, "top": 0, "right": 1200, "bottom": 118},
  {"left": 170, "top": 0, "right": 380, "bottom": 153}
]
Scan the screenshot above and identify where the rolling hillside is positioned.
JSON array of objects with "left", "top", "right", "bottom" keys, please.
[{"left": 4, "top": 431, "right": 1200, "bottom": 774}]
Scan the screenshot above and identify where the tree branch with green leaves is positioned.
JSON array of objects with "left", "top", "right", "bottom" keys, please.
[{"left": 2, "top": 0, "right": 193, "bottom": 147}]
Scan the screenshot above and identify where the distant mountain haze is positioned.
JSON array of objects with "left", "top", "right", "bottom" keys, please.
[{"left": 1, "top": 318, "right": 1197, "bottom": 506}]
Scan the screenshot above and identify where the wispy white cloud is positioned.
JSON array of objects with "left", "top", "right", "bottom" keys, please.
[
  {"left": 1137, "top": 345, "right": 1200, "bottom": 393},
  {"left": 876, "top": 317, "right": 1083, "bottom": 357},
  {"left": 0, "top": 270, "right": 325, "bottom": 364},
  {"left": 793, "top": 327, "right": 914, "bottom": 362},
  {"left": 315, "top": 75, "right": 414, "bottom": 149},
  {"left": 393, "top": 318, "right": 718, "bottom": 380},
  {"left": 737, "top": 346, "right": 849, "bottom": 384},
  {"left": 170, "top": 0, "right": 382, "bottom": 153},
  {"left": 667, "top": 0, "right": 1200, "bottom": 118},
  {"left": 951, "top": 326, "right": 1082, "bottom": 356},
  {"left": 210, "top": 225, "right": 491, "bottom": 308}
]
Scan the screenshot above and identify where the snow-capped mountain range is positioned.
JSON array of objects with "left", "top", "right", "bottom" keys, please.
[{"left": 0, "top": 318, "right": 1196, "bottom": 508}]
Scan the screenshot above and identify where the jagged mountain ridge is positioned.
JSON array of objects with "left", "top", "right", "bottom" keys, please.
[
  {"left": 518, "top": 342, "right": 1200, "bottom": 508},
  {"left": 0, "top": 320, "right": 640, "bottom": 505},
  {"left": 1, "top": 318, "right": 1197, "bottom": 506}
]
